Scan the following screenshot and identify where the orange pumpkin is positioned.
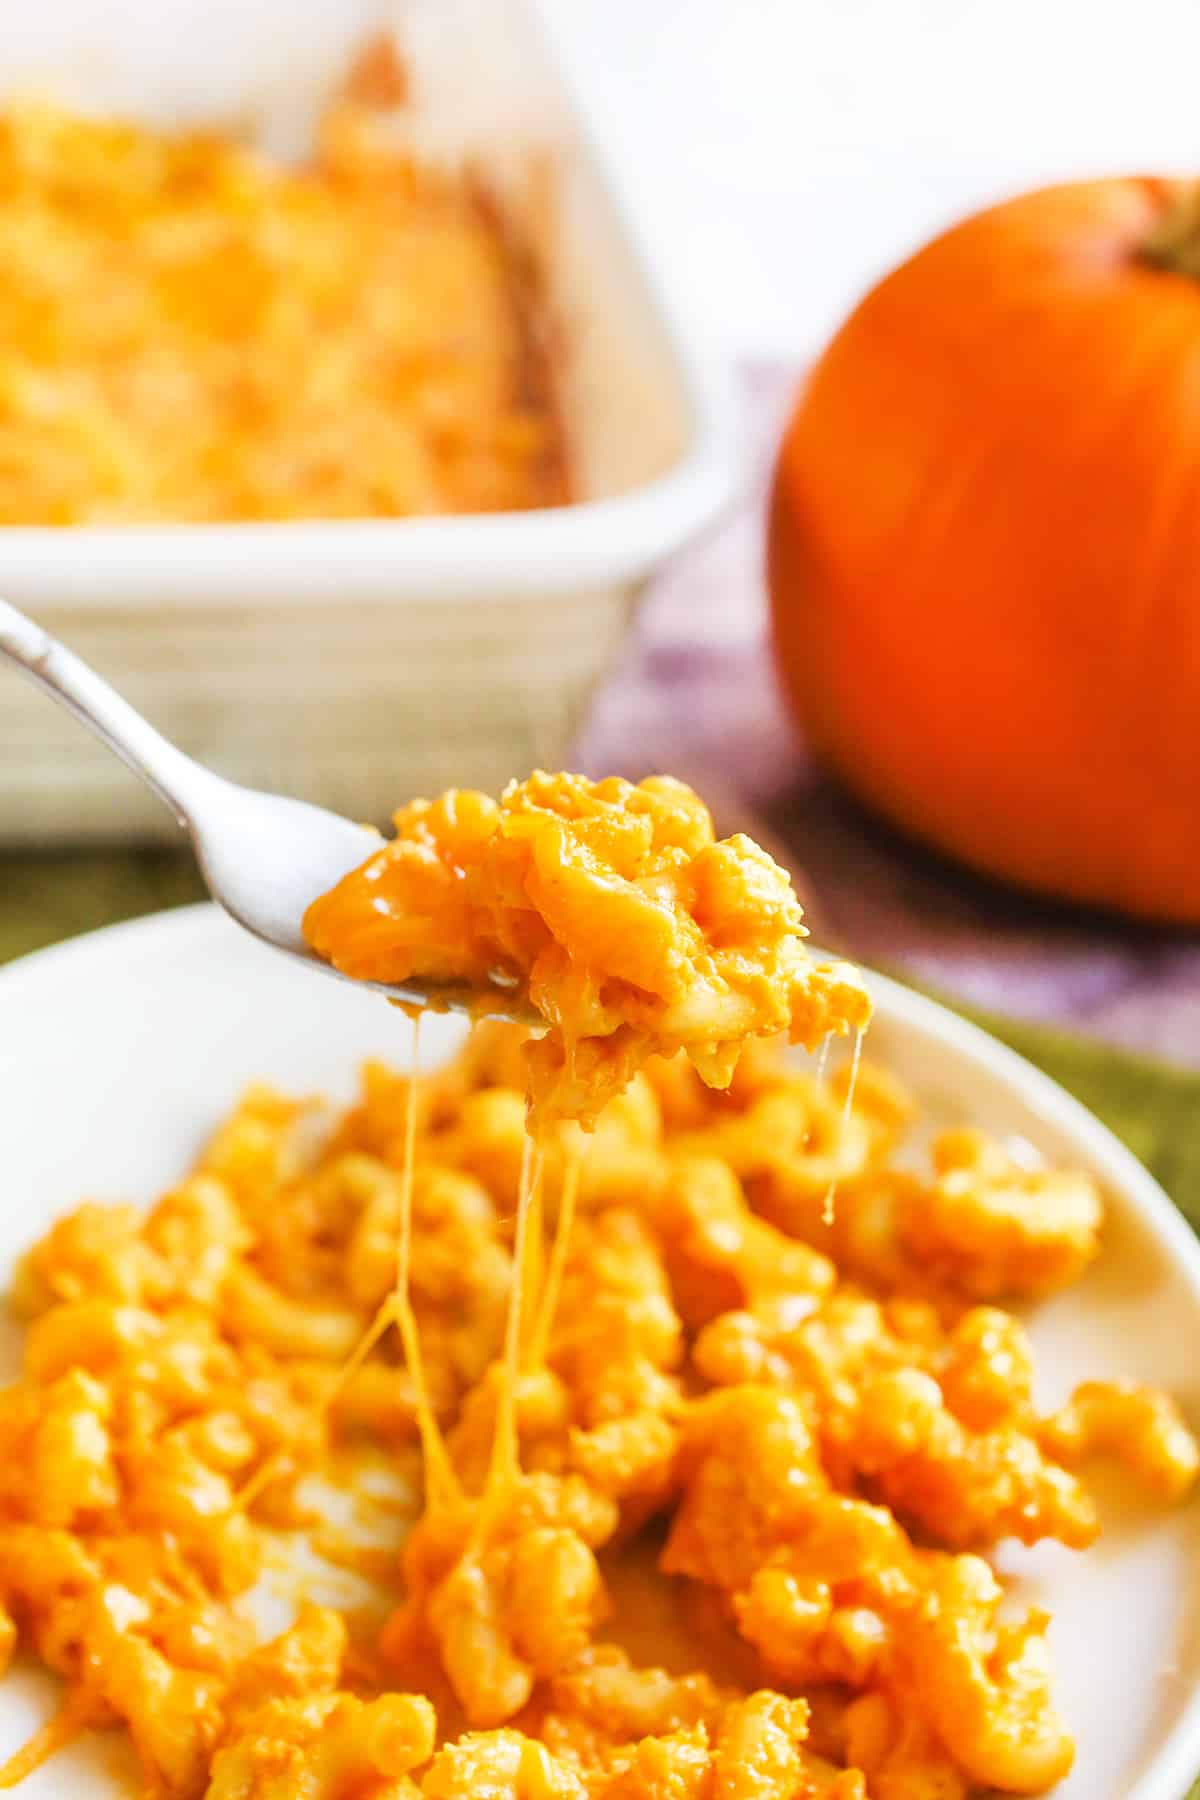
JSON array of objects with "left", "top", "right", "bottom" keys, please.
[{"left": 769, "top": 178, "right": 1200, "bottom": 925}]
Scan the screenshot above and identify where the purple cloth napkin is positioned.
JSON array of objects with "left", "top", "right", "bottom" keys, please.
[{"left": 575, "top": 362, "right": 1200, "bottom": 1070}]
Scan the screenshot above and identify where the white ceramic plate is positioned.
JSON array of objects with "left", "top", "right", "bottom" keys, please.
[{"left": 1, "top": 903, "right": 1199, "bottom": 1799}]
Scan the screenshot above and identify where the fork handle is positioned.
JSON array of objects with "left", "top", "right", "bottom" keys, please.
[{"left": 0, "top": 599, "right": 208, "bottom": 829}]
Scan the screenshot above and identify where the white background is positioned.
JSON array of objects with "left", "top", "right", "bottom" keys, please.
[{"left": 540, "top": 0, "right": 1200, "bottom": 360}]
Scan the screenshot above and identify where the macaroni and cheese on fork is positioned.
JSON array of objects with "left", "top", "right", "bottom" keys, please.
[{"left": 303, "top": 772, "right": 872, "bottom": 1124}]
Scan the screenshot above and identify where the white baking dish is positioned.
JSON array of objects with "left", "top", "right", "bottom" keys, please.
[{"left": 0, "top": 0, "right": 738, "bottom": 843}]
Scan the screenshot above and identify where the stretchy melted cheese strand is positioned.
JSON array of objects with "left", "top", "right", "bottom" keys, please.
[
  {"left": 483, "top": 1136, "right": 544, "bottom": 1507},
  {"left": 529, "top": 1144, "right": 582, "bottom": 1369},
  {"left": 237, "top": 1014, "right": 458, "bottom": 1513},
  {"left": 0, "top": 1695, "right": 88, "bottom": 1789},
  {"left": 391, "top": 1014, "right": 458, "bottom": 1507},
  {"left": 822, "top": 1023, "right": 866, "bottom": 1227},
  {"left": 806, "top": 1034, "right": 832, "bottom": 1153},
  {"left": 517, "top": 1145, "right": 546, "bottom": 1364}
]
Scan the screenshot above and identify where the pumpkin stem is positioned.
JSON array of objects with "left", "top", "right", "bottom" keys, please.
[{"left": 1141, "top": 180, "right": 1200, "bottom": 278}]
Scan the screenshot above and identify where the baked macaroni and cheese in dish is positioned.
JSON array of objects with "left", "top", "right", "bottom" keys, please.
[
  {"left": 0, "top": 73, "right": 565, "bottom": 523},
  {"left": 0, "top": 774, "right": 1193, "bottom": 1798}
]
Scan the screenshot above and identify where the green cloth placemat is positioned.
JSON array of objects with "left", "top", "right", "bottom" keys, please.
[
  {"left": 0, "top": 847, "right": 205, "bottom": 965},
  {"left": 3, "top": 851, "right": 1199, "bottom": 1798}
]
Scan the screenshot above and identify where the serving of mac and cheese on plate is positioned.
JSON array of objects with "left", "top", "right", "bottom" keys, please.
[{"left": 0, "top": 778, "right": 1197, "bottom": 1799}]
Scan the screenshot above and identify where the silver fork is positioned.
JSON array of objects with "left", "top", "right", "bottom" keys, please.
[{"left": 0, "top": 599, "right": 526, "bottom": 1021}]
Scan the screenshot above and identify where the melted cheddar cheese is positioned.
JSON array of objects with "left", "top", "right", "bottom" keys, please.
[{"left": 303, "top": 772, "right": 872, "bottom": 1126}]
